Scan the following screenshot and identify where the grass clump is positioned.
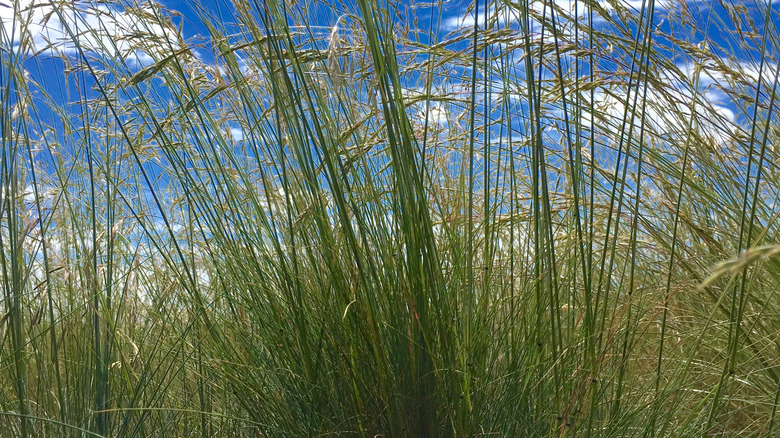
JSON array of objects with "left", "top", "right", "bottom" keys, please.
[{"left": 0, "top": 0, "right": 779, "bottom": 436}]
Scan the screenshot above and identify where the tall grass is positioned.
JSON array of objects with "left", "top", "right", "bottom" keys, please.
[{"left": 1, "top": 0, "right": 778, "bottom": 436}]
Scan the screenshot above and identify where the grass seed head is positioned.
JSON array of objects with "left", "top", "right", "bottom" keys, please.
[{"left": 327, "top": 19, "right": 343, "bottom": 88}]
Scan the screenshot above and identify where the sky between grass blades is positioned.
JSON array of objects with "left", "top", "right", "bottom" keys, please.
[{"left": 1, "top": 0, "right": 780, "bottom": 435}]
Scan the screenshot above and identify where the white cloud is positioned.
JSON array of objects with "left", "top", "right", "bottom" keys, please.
[
  {"left": 577, "top": 80, "right": 738, "bottom": 148},
  {"left": 229, "top": 127, "right": 244, "bottom": 142},
  {"left": 443, "top": 0, "right": 662, "bottom": 31},
  {"left": 443, "top": 4, "right": 517, "bottom": 30},
  {"left": 0, "top": 0, "right": 178, "bottom": 63},
  {"left": 416, "top": 103, "right": 450, "bottom": 126},
  {"left": 676, "top": 61, "right": 773, "bottom": 89},
  {"left": 675, "top": 59, "right": 780, "bottom": 116},
  {"left": 196, "top": 267, "right": 210, "bottom": 287},
  {"left": 735, "top": 61, "right": 780, "bottom": 89},
  {"left": 23, "top": 184, "right": 35, "bottom": 204}
]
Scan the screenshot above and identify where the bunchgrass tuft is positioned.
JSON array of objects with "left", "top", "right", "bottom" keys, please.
[{"left": 0, "top": 0, "right": 778, "bottom": 436}]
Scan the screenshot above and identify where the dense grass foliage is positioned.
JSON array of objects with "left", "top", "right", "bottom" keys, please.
[{"left": 1, "top": 0, "right": 779, "bottom": 436}]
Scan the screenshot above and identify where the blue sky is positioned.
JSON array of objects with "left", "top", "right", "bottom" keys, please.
[
  {"left": 2, "top": 0, "right": 779, "bottom": 187},
  {"left": 2, "top": 0, "right": 776, "bottom": 110},
  {"left": 2, "top": 0, "right": 779, "bottom": 275}
]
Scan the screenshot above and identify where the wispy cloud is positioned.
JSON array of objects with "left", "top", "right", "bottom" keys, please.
[
  {"left": 0, "top": 0, "right": 178, "bottom": 64},
  {"left": 443, "top": 0, "right": 668, "bottom": 31}
]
